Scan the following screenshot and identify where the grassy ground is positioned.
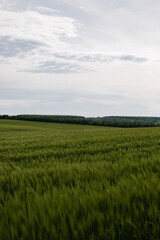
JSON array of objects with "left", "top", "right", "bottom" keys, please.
[{"left": 0, "top": 120, "right": 160, "bottom": 240}]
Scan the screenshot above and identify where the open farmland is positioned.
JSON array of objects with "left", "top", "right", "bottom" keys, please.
[{"left": 1, "top": 120, "right": 160, "bottom": 240}]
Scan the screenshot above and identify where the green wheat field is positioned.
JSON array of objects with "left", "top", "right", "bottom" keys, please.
[{"left": 1, "top": 119, "right": 160, "bottom": 240}]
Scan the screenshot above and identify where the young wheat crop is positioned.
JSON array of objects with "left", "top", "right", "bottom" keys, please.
[{"left": 0, "top": 120, "right": 160, "bottom": 239}]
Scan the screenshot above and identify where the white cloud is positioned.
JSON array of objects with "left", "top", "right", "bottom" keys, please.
[
  {"left": 0, "top": 0, "right": 156, "bottom": 75},
  {"left": 0, "top": 4, "right": 84, "bottom": 72},
  {"left": 1, "top": 0, "right": 160, "bottom": 116},
  {"left": 32, "top": 6, "right": 60, "bottom": 15},
  {"left": 0, "top": 8, "right": 78, "bottom": 45}
]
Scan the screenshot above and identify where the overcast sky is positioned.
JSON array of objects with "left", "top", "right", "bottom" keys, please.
[{"left": 0, "top": 0, "right": 160, "bottom": 117}]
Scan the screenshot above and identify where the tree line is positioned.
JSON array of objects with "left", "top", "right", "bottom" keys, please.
[{"left": 1, "top": 114, "right": 160, "bottom": 128}]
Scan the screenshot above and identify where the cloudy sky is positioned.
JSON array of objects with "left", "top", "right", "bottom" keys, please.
[{"left": 0, "top": 0, "right": 160, "bottom": 116}]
